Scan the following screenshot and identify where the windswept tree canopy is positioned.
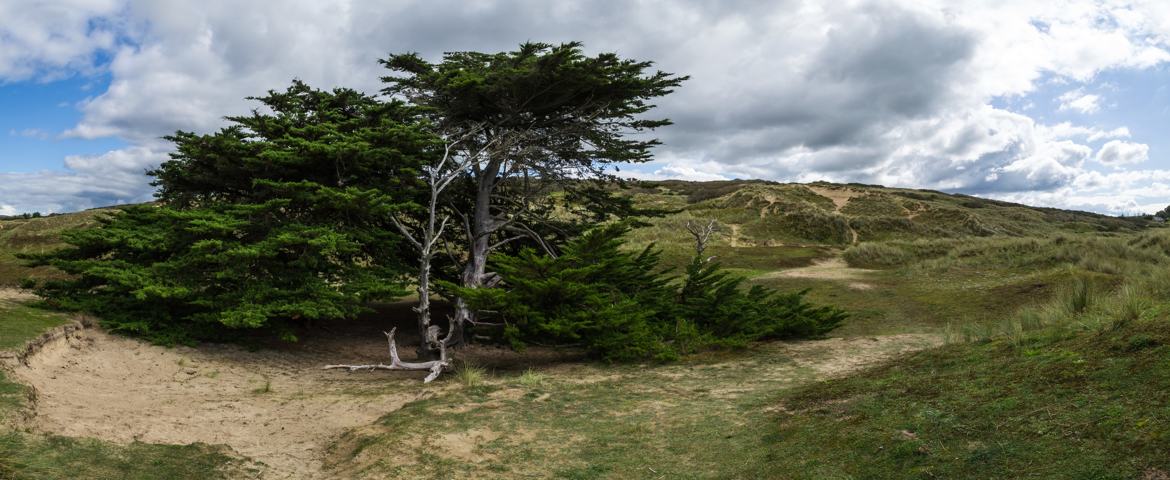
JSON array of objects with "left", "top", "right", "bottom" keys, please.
[
  {"left": 383, "top": 41, "right": 687, "bottom": 252},
  {"left": 28, "top": 81, "right": 437, "bottom": 343},
  {"left": 380, "top": 42, "right": 688, "bottom": 349},
  {"left": 382, "top": 41, "right": 687, "bottom": 172}
]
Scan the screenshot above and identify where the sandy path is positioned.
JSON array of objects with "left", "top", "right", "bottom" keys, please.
[
  {"left": 8, "top": 326, "right": 441, "bottom": 479},
  {"left": 0, "top": 288, "right": 36, "bottom": 302},
  {"left": 760, "top": 257, "right": 877, "bottom": 289},
  {"left": 806, "top": 187, "right": 862, "bottom": 244},
  {"left": 778, "top": 333, "right": 939, "bottom": 376},
  {"left": 728, "top": 224, "right": 742, "bottom": 247},
  {"left": 5, "top": 293, "right": 931, "bottom": 479}
]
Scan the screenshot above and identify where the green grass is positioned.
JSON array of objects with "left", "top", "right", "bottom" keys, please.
[
  {"left": 766, "top": 309, "right": 1170, "bottom": 479},
  {"left": 822, "top": 230, "right": 1170, "bottom": 337},
  {"left": 0, "top": 298, "right": 71, "bottom": 351},
  {"left": 626, "top": 180, "right": 1152, "bottom": 247},
  {"left": 0, "top": 209, "right": 111, "bottom": 286},
  {"left": 455, "top": 362, "right": 488, "bottom": 388},
  {"left": 751, "top": 267, "right": 1071, "bottom": 337},
  {"left": 323, "top": 340, "right": 926, "bottom": 479},
  {"left": 754, "top": 232, "right": 1170, "bottom": 479},
  {"left": 1, "top": 183, "right": 1165, "bottom": 478},
  {"left": 0, "top": 435, "right": 247, "bottom": 480}
]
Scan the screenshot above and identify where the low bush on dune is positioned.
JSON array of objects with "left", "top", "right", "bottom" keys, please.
[{"left": 452, "top": 224, "right": 846, "bottom": 361}]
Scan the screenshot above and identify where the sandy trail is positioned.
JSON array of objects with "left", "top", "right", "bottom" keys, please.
[
  {"left": 761, "top": 257, "right": 877, "bottom": 289},
  {"left": 806, "top": 186, "right": 862, "bottom": 244},
  {"left": 778, "top": 333, "right": 939, "bottom": 376},
  {"left": 5, "top": 293, "right": 928, "bottom": 479},
  {"left": 7, "top": 325, "right": 442, "bottom": 479},
  {"left": 0, "top": 288, "right": 36, "bottom": 302}
]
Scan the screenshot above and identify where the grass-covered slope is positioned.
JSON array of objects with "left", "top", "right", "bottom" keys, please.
[
  {"left": 0, "top": 209, "right": 113, "bottom": 287},
  {"left": 768, "top": 304, "right": 1170, "bottom": 479},
  {"left": 761, "top": 230, "right": 1170, "bottom": 479},
  {"left": 624, "top": 180, "right": 1151, "bottom": 251},
  {"left": 0, "top": 181, "right": 1152, "bottom": 285}
]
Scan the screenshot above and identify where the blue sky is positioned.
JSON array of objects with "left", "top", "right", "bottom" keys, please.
[
  {"left": 2, "top": 1, "right": 1170, "bottom": 216},
  {"left": 1, "top": 75, "right": 125, "bottom": 172}
]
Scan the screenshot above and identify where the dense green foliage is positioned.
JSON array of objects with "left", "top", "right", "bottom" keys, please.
[
  {"left": 453, "top": 225, "right": 845, "bottom": 361},
  {"left": 383, "top": 41, "right": 685, "bottom": 168},
  {"left": 25, "top": 82, "right": 433, "bottom": 343},
  {"left": 377, "top": 41, "right": 688, "bottom": 352}
]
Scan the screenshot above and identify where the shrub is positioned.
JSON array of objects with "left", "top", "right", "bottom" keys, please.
[
  {"left": 843, "top": 243, "right": 911, "bottom": 268},
  {"left": 454, "top": 224, "right": 846, "bottom": 361},
  {"left": 27, "top": 204, "right": 409, "bottom": 344}
]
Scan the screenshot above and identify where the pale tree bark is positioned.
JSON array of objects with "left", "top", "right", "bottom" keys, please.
[
  {"left": 685, "top": 219, "right": 720, "bottom": 261},
  {"left": 447, "top": 130, "right": 546, "bottom": 347},
  {"left": 322, "top": 328, "right": 448, "bottom": 383},
  {"left": 389, "top": 131, "right": 496, "bottom": 359},
  {"left": 327, "top": 130, "right": 492, "bottom": 383},
  {"left": 447, "top": 155, "right": 501, "bottom": 347}
]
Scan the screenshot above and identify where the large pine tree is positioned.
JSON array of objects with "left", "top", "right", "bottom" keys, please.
[
  {"left": 28, "top": 81, "right": 436, "bottom": 343},
  {"left": 382, "top": 42, "right": 687, "bottom": 350}
]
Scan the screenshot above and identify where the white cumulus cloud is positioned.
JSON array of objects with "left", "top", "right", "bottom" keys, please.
[
  {"left": 3, "top": 0, "right": 1170, "bottom": 215},
  {"left": 1095, "top": 140, "right": 1150, "bottom": 168},
  {"left": 1057, "top": 89, "right": 1102, "bottom": 114}
]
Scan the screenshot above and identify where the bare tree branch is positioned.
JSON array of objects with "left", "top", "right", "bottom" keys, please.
[
  {"left": 323, "top": 328, "right": 449, "bottom": 383},
  {"left": 685, "top": 219, "right": 720, "bottom": 259}
]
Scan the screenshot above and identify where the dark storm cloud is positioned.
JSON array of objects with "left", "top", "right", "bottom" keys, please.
[{"left": 5, "top": 0, "right": 1170, "bottom": 214}]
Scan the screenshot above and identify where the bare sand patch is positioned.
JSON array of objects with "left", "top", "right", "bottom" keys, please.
[
  {"left": 8, "top": 325, "right": 442, "bottom": 479},
  {"left": 6, "top": 296, "right": 937, "bottom": 480},
  {"left": 437, "top": 428, "right": 501, "bottom": 462},
  {"left": 780, "top": 334, "right": 941, "bottom": 377},
  {"left": 700, "top": 334, "right": 938, "bottom": 398},
  {"left": 0, "top": 288, "right": 36, "bottom": 302},
  {"left": 807, "top": 186, "right": 860, "bottom": 212},
  {"left": 761, "top": 257, "right": 876, "bottom": 289}
]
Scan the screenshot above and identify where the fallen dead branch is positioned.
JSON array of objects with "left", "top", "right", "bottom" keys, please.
[{"left": 323, "top": 327, "right": 450, "bottom": 383}]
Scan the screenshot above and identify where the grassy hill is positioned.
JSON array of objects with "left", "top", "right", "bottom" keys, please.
[
  {"left": 0, "top": 181, "right": 1153, "bottom": 286},
  {"left": 623, "top": 180, "right": 1148, "bottom": 248},
  {"left": 0, "top": 209, "right": 113, "bottom": 287},
  {"left": 0, "top": 182, "right": 1167, "bottom": 478},
  {"left": 763, "top": 233, "right": 1170, "bottom": 479}
]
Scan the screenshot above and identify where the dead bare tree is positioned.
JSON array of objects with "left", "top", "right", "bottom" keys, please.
[
  {"left": 323, "top": 131, "right": 493, "bottom": 380},
  {"left": 685, "top": 219, "right": 720, "bottom": 260}
]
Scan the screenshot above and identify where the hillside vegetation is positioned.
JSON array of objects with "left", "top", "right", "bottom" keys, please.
[
  {"left": 765, "top": 229, "right": 1170, "bottom": 479},
  {"left": 0, "top": 181, "right": 1150, "bottom": 287},
  {"left": 623, "top": 180, "right": 1147, "bottom": 253},
  {"left": 0, "top": 209, "right": 112, "bottom": 287},
  {"left": 0, "top": 181, "right": 1167, "bottom": 478}
]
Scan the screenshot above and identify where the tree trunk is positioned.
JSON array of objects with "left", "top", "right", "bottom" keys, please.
[
  {"left": 448, "top": 157, "right": 500, "bottom": 348},
  {"left": 414, "top": 252, "right": 439, "bottom": 360}
]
